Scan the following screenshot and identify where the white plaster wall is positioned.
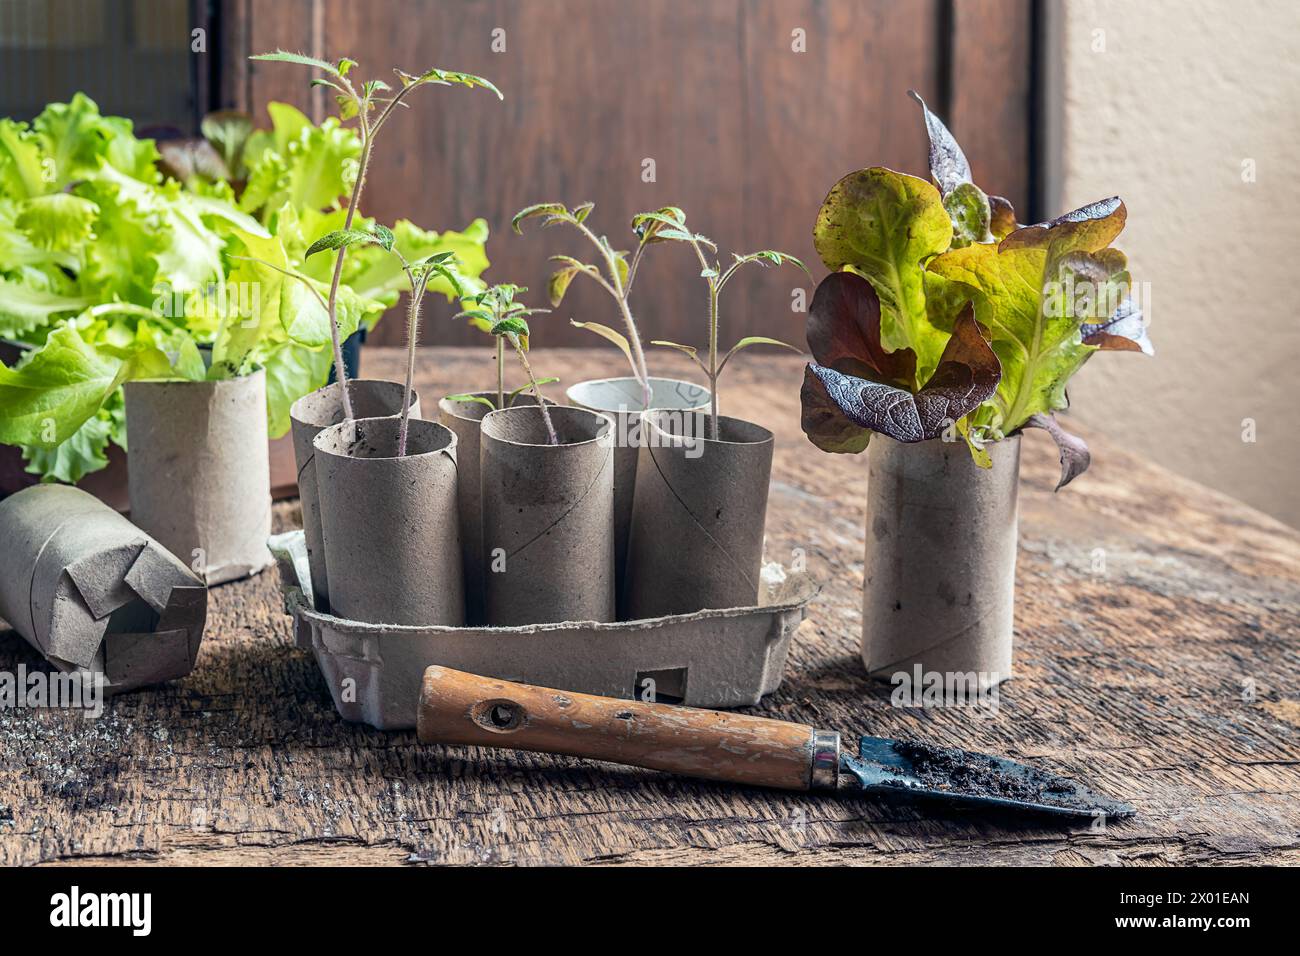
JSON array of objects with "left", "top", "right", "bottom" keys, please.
[{"left": 1058, "top": 0, "right": 1300, "bottom": 526}]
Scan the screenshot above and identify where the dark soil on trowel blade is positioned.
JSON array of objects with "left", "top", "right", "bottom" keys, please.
[{"left": 884, "top": 739, "right": 1088, "bottom": 810}]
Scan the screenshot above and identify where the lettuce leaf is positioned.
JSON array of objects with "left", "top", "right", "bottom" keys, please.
[
  {"left": 927, "top": 198, "right": 1131, "bottom": 435},
  {"left": 813, "top": 167, "right": 954, "bottom": 384},
  {"left": 0, "top": 325, "right": 172, "bottom": 447},
  {"left": 800, "top": 271, "right": 999, "bottom": 450}
]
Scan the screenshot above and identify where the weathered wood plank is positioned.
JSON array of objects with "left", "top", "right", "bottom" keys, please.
[
  {"left": 948, "top": 0, "right": 1036, "bottom": 217},
  {"left": 223, "top": 0, "right": 957, "bottom": 349},
  {"left": 2, "top": 347, "right": 1298, "bottom": 866}
]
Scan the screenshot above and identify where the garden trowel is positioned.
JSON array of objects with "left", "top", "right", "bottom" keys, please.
[{"left": 417, "top": 666, "right": 1134, "bottom": 820}]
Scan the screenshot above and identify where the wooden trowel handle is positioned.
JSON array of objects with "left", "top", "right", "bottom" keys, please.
[{"left": 417, "top": 666, "right": 830, "bottom": 791}]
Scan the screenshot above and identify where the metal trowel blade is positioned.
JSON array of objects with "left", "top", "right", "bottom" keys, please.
[{"left": 840, "top": 736, "right": 1136, "bottom": 820}]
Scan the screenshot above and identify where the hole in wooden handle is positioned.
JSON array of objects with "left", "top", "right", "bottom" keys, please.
[{"left": 472, "top": 698, "right": 526, "bottom": 733}]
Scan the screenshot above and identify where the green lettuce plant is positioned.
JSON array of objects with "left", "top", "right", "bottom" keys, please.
[
  {"left": 512, "top": 201, "right": 665, "bottom": 409},
  {"left": 0, "top": 92, "right": 490, "bottom": 482},
  {"left": 631, "top": 206, "right": 808, "bottom": 440},
  {"left": 250, "top": 51, "right": 501, "bottom": 421},
  {"left": 800, "top": 91, "right": 1151, "bottom": 488}
]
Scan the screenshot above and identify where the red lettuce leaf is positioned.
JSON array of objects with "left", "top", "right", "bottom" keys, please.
[
  {"left": 806, "top": 271, "right": 915, "bottom": 388},
  {"left": 1024, "top": 412, "right": 1092, "bottom": 490},
  {"left": 800, "top": 272, "right": 1000, "bottom": 448}
]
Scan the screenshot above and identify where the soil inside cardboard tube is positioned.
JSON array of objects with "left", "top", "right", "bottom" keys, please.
[{"left": 883, "top": 739, "right": 1086, "bottom": 809}]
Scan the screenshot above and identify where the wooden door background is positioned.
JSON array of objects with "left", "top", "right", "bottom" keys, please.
[{"left": 216, "top": 0, "right": 1035, "bottom": 348}]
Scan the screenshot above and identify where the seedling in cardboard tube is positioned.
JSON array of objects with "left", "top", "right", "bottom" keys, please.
[
  {"left": 250, "top": 50, "right": 501, "bottom": 421},
  {"left": 302, "top": 226, "right": 465, "bottom": 455},
  {"left": 450, "top": 285, "right": 559, "bottom": 445},
  {"left": 636, "top": 207, "right": 809, "bottom": 440},
  {"left": 512, "top": 202, "right": 661, "bottom": 410}
]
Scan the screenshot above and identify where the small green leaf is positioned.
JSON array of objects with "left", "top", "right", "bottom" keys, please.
[
  {"left": 337, "top": 57, "right": 359, "bottom": 77},
  {"left": 512, "top": 202, "right": 569, "bottom": 234},
  {"left": 549, "top": 265, "right": 580, "bottom": 307},
  {"left": 304, "top": 228, "right": 380, "bottom": 258},
  {"left": 611, "top": 250, "right": 630, "bottom": 289},
  {"left": 573, "top": 202, "right": 594, "bottom": 223},
  {"left": 445, "top": 393, "right": 497, "bottom": 410},
  {"left": 250, "top": 50, "right": 342, "bottom": 75},
  {"left": 651, "top": 339, "right": 697, "bottom": 356},
  {"left": 371, "top": 222, "right": 396, "bottom": 251},
  {"left": 507, "top": 378, "right": 560, "bottom": 403},
  {"left": 944, "top": 182, "right": 994, "bottom": 247},
  {"left": 719, "top": 335, "right": 802, "bottom": 373},
  {"left": 336, "top": 94, "right": 359, "bottom": 120},
  {"left": 413, "top": 255, "right": 464, "bottom": 298},
  {"left": 650, "top": 339, "right": 708, "bottom": 374},
  {"left": 955, "top": 416, "right": 993, "bottom": 469},
  {"left": 491, "top": 316, "right": 530, "bottom": 338},
  {"left": 571, "top": 319, "right": 635, "bottom": 370},
  {"left": 631, "top": 206, "right": 687, "bottom": 241},
  {"left": 395, "top": 68, "right": 503, "bottom": 100}
]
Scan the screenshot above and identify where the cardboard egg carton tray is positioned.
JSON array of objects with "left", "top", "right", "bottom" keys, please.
[{"left": 270, "top": 531, "right": 815, "bottom": 730}]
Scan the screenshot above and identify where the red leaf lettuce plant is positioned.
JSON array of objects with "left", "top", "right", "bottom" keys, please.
[{"left": 802, "top": 92, "right": 1151, "bottom": 488}]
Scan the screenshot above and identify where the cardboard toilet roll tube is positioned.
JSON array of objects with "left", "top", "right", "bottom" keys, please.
[
  {"left": 290, "top": 380, "right": 419, "bottom": 611},
  {"left": 624, "top": 411, "right": 774, "bottom": 619},
  {"left": 0, "top": 485, "right": 208, "bottom": 693},
  {"left": 480, "top": 405, "right": 615, "bottom": 626},
  {"left": 313, "top": 416, "right": 464, "bottom": 626},
  {"left": 437, "top": 390, "right": 553, "bottom": 626},
  {"left": 861, "top": 434, "right": 1020, "bottom": 686},
  {"left": 124, "top": 369, "right": 273, "bottom": 585},
  {"left": 566, "top": 377, "right": 710, "bottom": 612}
]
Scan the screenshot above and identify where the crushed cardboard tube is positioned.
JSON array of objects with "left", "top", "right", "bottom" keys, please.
[
  {"left": 480, "top": 405, "right": 616, "bottom": 626},
  {"left": 624, "top": 411, "right": 775, "bottom": 618},
  {"left": 124, "top": 369, "right": 273, "bottom": 585},
  {"left": 861, "top": 434, "right": 1019, "bottom": 686},
  {"left": 290, "top": 380, "right": 420, "bottom": 613},
  {"left": 566, "top": 377, "right": 710, "bottom": 613},
  {"left": 313, "top": 416, "right": 464, "bottom": 627},
  {"left": 437, "top": 390, "right": 553, "bottom": 626},
  {"left": 0, "top": 485, "right": 208, "bottom": 693}
]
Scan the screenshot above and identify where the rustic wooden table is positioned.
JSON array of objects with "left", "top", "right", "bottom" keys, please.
[{"left": 2, "top": 348, "right": 1297, "bottom": 866}]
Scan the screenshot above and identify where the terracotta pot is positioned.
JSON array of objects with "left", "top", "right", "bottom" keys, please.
[
  {"left": 124, "top": 369, "right": 273, "bottom": 585},
  {"left": 437, "top": 390, "right": 553, "bottom": 626},
  {"left": 860, "top": 434, "right": 1020, "bottom": 686},
  {"left": 566, "top": 376, "right": 710, "bottom": 614},
  {"left": 290, "top": 380, "right": 419, "bottom": 612},
  {"left": 313, "top": 416, "right": 463, "bottom": 627},
  {"left": 624, "top": 411, "right": 774, "bottom": 618},
  {"left": 480, "top": 405, "right": 615, "bottom": 626}
]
